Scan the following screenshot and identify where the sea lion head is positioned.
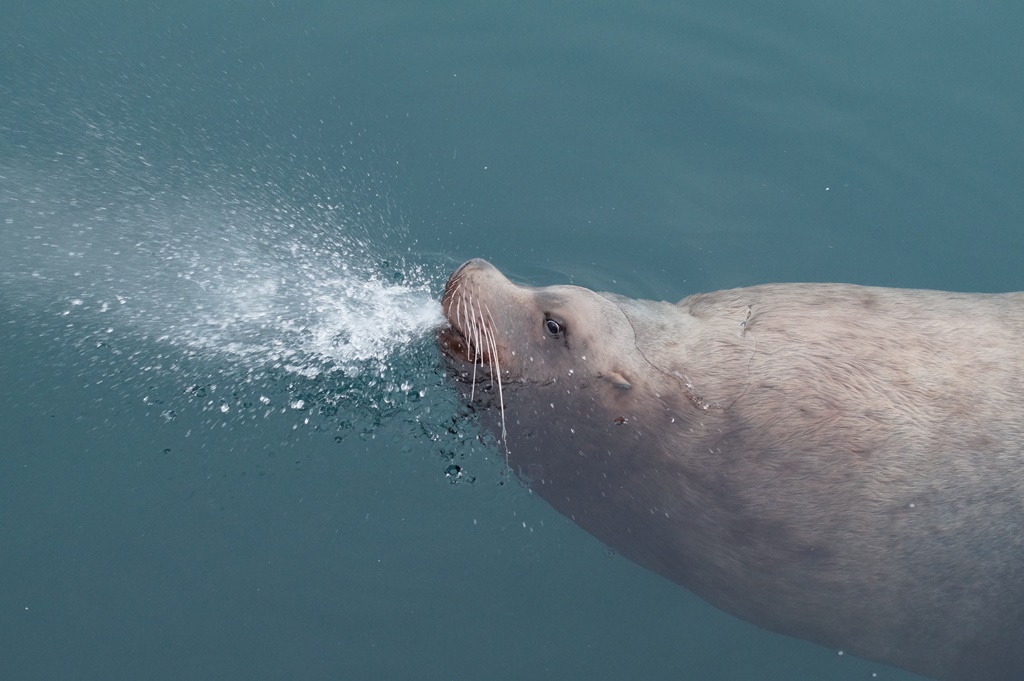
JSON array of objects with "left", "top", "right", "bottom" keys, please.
[
  {"left": 437, "top": 258, "right": 736, "bottom": 602},
  {"left": 438, "top": 258, "right": 656, "bottom": 394}
]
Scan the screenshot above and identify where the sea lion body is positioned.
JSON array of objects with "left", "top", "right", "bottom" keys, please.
[{"left": 438, "top": 259, "right": 1024, "bottom": 681}]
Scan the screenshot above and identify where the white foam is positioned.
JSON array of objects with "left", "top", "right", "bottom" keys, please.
[
  {"left": 1, "top": 154, "right": 445, "bottom": 385},
  {"left": 171, "top": 269, "right": 444, "bottom": 377},
  {"left": 0, "top": 81, "right": 453, "bottom": 440}
]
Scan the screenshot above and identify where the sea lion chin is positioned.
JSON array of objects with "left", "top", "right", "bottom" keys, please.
[{"left": 438, "top": 258, "right": 1024, "bottom": 681}]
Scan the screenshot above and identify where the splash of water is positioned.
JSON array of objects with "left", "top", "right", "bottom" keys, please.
[
  {"left": 0, "top": 138, "right": 448, "bottom": 441},
  {"left": 0, "top": 48, "right": 490, "bottom": 486}
]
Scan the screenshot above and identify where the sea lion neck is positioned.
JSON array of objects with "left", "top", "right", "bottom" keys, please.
[{"left": 603, "top": 292, "right": 754, "bottom": 410}]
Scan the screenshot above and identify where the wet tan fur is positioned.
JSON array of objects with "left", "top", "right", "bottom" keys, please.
[{"left": 440, "top": 259, "right": 1024, "bottom": 681}]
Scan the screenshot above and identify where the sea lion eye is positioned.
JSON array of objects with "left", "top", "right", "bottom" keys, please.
[{"left": 545, "top": 318, "right": 563, "bottom": 336}]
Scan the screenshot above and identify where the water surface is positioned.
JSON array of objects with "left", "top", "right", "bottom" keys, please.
[{"left": 3, "top": 1, "right": 1023, "bottom": 679}]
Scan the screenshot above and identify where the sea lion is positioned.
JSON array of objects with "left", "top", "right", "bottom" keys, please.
[{"left": 437, "top": 258, "right": 1024, "bottom": 681}]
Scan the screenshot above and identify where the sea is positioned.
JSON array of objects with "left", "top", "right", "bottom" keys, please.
[{"left": 3, "top": 1, "right": 1022, "bottom": 679}]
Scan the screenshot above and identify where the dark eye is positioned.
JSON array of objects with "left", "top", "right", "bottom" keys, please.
[{"left": 545, "top": 318, "right": 563, "bottom": 336}]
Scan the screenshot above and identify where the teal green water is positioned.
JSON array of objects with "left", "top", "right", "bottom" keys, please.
[{"left": 3, "top": 1, "right": 1023, "bottom": 679}]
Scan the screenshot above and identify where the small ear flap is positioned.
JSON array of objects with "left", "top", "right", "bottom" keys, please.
[{"left": 602, "top": 371, "right": 632, "bottom": 390}]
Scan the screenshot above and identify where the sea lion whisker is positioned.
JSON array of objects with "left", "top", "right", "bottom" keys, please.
[
  {"left": 480, "top": 302, "right": 509, "bottom": 453},
  {"left": 458, "top": 292, "right": 470, "bottom": 345},
  {"left": 461, "top": 293, "right": 481, "bottom": 362},
  {"left": 468, "top": 295, "right": 482, "bottom": 402},
  {"left": 453, "top": 290, "right": 475, "bottom": 396},
  {"left": 475, "top": 298, "right": 493, "bottom": 396}
]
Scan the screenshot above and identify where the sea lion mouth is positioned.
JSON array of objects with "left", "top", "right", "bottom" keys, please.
[
  {"left": 436, "top": 323, "right": 493, "bottom": 377},
  {"left": 439, "top": 261, "right": 502, "bottom": 371},
  {"left": 439, "top": 259, "right": 511, "bottom": 447}
]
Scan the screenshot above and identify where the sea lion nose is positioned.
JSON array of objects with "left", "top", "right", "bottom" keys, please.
[
  {"left": 453, "top": 258, "right": 496, "bottom": 277},
  {"left": 447, "top": 259, "right": 503, "bottom": 293}
]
